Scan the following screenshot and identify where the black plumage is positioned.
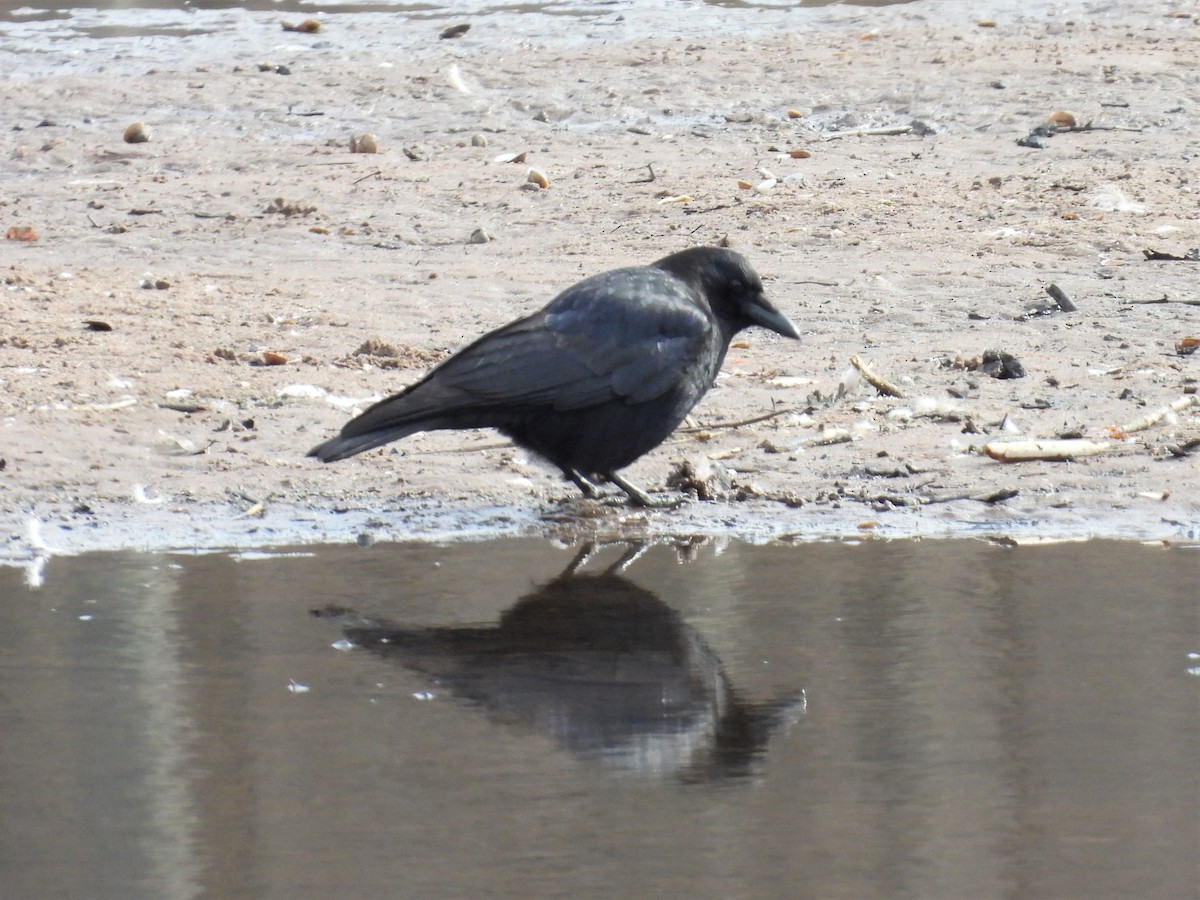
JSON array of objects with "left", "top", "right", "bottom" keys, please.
[{"left": 308, "top": 246, "right": 799, "bottom": 505}]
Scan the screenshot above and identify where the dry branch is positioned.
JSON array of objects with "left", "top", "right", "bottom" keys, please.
[{"left": 850, "top": 355, "right": 905, "bottom": 398}]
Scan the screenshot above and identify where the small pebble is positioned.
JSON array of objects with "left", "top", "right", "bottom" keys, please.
[
  {"left": 1045, "top": 283, "right": 1077, "bottom": 312},
  {"left": 123, "top": 122, "right": 151, "bottom": 144},
  {"left": 1045, "top": 110, "right": 1076, "bottom": 129},
  {"left": 350, "top": 133, "right": 378, "bottom": 154},
  {"left": 280, "top": 18, "right": 321, "bottom": 32}
]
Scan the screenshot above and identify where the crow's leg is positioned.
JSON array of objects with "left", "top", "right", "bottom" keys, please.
[
  {"left": 606, "top": 471, "right": 681, "bottom": 508},
  {"left": 562, "top": 467, "right": 602, "bottom": 499}
]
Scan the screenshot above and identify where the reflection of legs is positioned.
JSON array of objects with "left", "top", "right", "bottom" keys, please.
[{"left": 564, "top": 541, "right": 652, "bottom": 577}]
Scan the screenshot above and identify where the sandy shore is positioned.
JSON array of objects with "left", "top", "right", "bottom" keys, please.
[{"left": 2, "top": 0, "right": 1199, "bottom": 561}]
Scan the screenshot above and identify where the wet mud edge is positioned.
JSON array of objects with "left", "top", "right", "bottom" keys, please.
[{"left": 4, "top": 494, "right": 1197, "bottom": 570}]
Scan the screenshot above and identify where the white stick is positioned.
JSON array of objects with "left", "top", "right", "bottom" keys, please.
[
  {"left": 1114, "top": 396, "right": 1197, "bottom": 436},
  {"left": 983, "top": 439, "right": 1115, "bottom": 462}
]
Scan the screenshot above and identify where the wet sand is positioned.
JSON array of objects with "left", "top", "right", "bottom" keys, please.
[{"left": 2, "top": 0, "right": 1199, "bottom": 559}]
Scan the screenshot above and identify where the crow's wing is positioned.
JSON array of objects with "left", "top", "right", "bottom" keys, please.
[
  {"left": 413, "top": 267, "right": 714, "bottom": 411},
  {"left": 312, "top": 268, "right": 715, "bottom": 459}
]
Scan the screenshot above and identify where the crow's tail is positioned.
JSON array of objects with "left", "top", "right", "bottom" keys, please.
[
  {"left": 307, "top": 425, "right": 424, "bottom": 462},
  {"left": 308, "top": 385, "right": 501, "bottom": 463}
]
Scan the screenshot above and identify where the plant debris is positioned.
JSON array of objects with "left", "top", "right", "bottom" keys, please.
[
  {"left": 280, "top": 18, "right": 321, "bottom": 33},
  {"left": 265, "top": 198, "right": 317, "bottom": 217},
  {"left": 1143, "top": 248, "right": 1199, "bottom": 261},
  {"left": 665, "top": 459, "right": 733, "bottom": 501},
  {"left": 850, "top": 355, "right": 905, "bottom": 398},
  {"left": 963, "top": 350, "right": 1025, "bottom": 379}
]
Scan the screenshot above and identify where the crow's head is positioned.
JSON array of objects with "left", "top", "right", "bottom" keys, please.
[{"left": 653, "top": 246, "right": 800, "bottom": 340}]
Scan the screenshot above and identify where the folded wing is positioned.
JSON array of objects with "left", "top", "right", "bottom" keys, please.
[{"left": 311, "top": 267, "right": 713, "bottom": 460}]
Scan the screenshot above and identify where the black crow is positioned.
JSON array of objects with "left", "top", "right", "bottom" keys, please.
[{"left": 308, "top": 246, "right": 799, "bottom": 505}]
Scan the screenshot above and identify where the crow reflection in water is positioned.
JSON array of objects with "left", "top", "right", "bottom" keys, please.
[{"left": 317, "top": 547, "right": 803, "bottom": 780}]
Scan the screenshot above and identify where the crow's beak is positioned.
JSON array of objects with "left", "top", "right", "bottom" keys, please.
[{"left": 747, "top": 293, "right": 800, "bottom": 340}]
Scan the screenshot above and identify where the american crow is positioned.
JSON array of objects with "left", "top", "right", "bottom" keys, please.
[{"left": 308, "top": 246, "right": 799, "bottom": 505}]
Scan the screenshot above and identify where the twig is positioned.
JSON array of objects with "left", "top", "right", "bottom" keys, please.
[
  {"left": 1130, "top": 295, "right": 1200, "bottom": 306},
  {"left": 850, "top": 355, "right": 905, "bottom": 398},
  {"left": 1061, "top": 123, "right": 1143, "bottom": 133},
  {"left": 685, "top": 203, "right": 733, "bottom": 214},
  {"left": 631, "top": 163, "right": 656, "bottom": 184},
  {"left": 823, "top": 126, "right": 913, "bottom": 140},
  {"left": 353, "top": 169, "right": 383, "bottom": 185},
  {"left": 680, "top": 407, "right": 797, "bottom": 433},
  {"left": 1143, "top": 248, "right": 1200, "bottom": 262},
  {"left": 1111, "top": 396, "right": 1197, "bottom": 437},
  {"left": 235, "top": 500, "right": 266, "bottom": 518},
  {"left": 158, "top": 402, "right": 208, "bottom": 414},
  {"left": 72, "top": 397, "right": 138, "bottom": 412},
  {"left": 924, "top": 487, "right": 1019, "bottom": 505}
]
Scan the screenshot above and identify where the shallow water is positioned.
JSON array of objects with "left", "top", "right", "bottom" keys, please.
[{"left": 1, "top": 538, "right": 1196, "bottom": 898}]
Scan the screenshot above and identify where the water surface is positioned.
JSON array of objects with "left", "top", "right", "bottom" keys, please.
[{"left": 1, "top": 538, "right": 1196, "bottom": 898}]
